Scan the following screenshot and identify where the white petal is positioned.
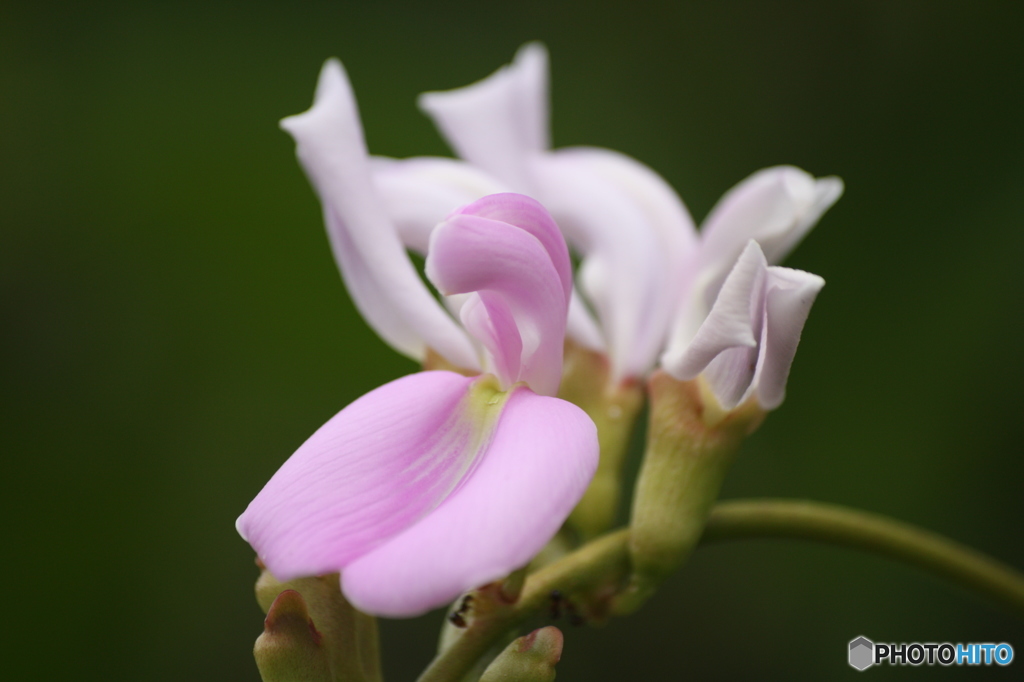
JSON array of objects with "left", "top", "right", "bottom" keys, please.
[
  {"left": 566, "top": 289, "right": 606, "bottom": 352},
  {"left": 547, "top": 146, "right": 699, "bottom": 370},
  {"left": 551, "top": 147, "right": 698, "bottom": 275},
  {"left": 751, "top": 266, "right": 825, "bottom": 410},
  {"left": 702, "top": 345, "right": 762, "bottom": 410},
  {"left": 418, "top": 43, "right": 549, "bottom": 192},
  {"left": 698, "top": 166, "right": 842, "bottom": 298},
  {"left": 370, "top": 156, "right": 508, "bottom": 253},
  {"left": 532, "top": 153, "right": 672, "bottom": 380},
  {"left": 281, "top": 59, "right": 479, "bottom": 370},
  {"left": 661, "top": 241, "right": 767, "bottom": 387},
  {"left": 773, "top": 175, "right": 844, "bottom": 261}
]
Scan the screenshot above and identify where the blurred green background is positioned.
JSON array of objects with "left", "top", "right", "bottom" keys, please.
[{"left": 4, "top": 1, "right": 1023, "bottom": 679}]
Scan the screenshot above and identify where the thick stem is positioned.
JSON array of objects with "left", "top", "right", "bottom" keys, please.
[{"left": 418, "top": 500, "right": 1024, "bottom": 682}]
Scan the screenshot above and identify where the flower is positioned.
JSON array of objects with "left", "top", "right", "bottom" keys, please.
[
  {"left": 237, "top": 189, "right": 599, "bottom": 617},
  {"left": 660, "top": 240, "right": 825, "bottom": 410},
  {"left": 411, "top": 44, "right": 842, "bottom": 409},
  {"left": 657, "top": 166, "right": 839, "bottom": 409}
]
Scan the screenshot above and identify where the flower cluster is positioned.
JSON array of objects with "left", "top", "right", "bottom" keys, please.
[{"left": 238, "top": 44, "right": 841, "bottom": 619}]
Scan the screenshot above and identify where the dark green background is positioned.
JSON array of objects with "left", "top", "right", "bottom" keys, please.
[{"left": 4, "top": 1, "right": 1023, "bottom": 679}]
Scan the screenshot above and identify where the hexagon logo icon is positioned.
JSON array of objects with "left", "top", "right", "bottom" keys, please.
[{"left": 849, "top": 636, "right": 874, "bottom": 671}]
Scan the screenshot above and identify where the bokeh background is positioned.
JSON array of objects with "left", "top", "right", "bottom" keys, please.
[{"left": 4, "top": 1, "right": 1024, "bottom": 679}]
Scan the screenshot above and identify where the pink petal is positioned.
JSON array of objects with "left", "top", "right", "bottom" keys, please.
[
  {"left": 752, "top": 266, "right": 825, "bottom": 410},
  {"left": 418, "top": 44, "right": 549, "bottom": 192},
  {"left": 532, "top": 153, "right": 671, "bottom": 380},
  {"left": 370, "top": 156, "right": 508, "bottom": 253},
  {"left": 459, "top": 293, "right": 523, "bottom": 390},
  {"left": 237, "top": 371, "right": 486, "bottom": 581},
  {"left": 281, "top": 59, "right": 479, "bottom": 371},
  {"left": 662, "top": 241, "right": 767, "bottom": 396},
  {"left": 369, "top": 161, "right": 605, "bottom": 353},
  {"left": 342, "top": 387, "right": 598, "bottom": 617},
  {"left": 426, "top": 195, "right": 569, "bottom": 396},
  {"left": 450, "top": 193, "right": 573, "bottom": 303}
]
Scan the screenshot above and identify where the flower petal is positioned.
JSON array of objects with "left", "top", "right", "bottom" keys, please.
[
  {"left": 751, "top": 266, "right": 825, "bottom": 410},
  {"left": 281, "top": 59, "right": 479, "bottom": 370},
  {"left": 567, "top": 289, "right": 606, "bottom": 352},
  {"left": 237, "top": 371, "right": 505, "bottom": 581},
  {"left": 459, "top": 293, "right": 523, "bottom": 390},
  {"left": 426, "top": 195, "right": 568, "bottom": 396},
  {"left": 699, "top": 166, "right": 842, "bottom": 281},
  {"left": 342, "top": 387, "right": 598, "bottom": 617},
  {"left": 533, "top": 152, "right": 673, "bottom": 379},
  {"left": 369, "top": 161, "right": 605, "bottom": 352},
  {"left": 418, "top": 43, "right": 549, "bottom": 192},
  {"left": 370, "top": 156, "right": 508, "bottom": 253},
  {"left": 451, "top": 193, "right": 573, "bottom": 303},
  {"left": 661, "top": 241, "right": 767, "bottom": 392},
  {"left": 550, "top": 146, "right": 699, "bottom": 275}
]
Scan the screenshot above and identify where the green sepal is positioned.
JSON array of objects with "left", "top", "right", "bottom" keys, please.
[
  {"left": 254, "top": 590, "right": 333, "bottom": 682},
  {"left": 256, "top": 566, "right": 380, "bottom": 682},
  {"left": 616, "top": 371, "right": 764, "bottom": 613},
  {"left": 479, "top": 626, "right": 563, "bottom": 682},
  {"left": 559, "top": 342, "right": 645, "bottom": 539}
]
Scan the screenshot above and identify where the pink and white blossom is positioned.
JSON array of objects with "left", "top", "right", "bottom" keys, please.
[
  {"left": 237, "top": 191, "right": 598, "bottom": 617},
  {"left": 412, "top": 44, "right": 842, "bottom": 409}
]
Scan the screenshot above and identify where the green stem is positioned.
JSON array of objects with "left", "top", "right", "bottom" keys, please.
[
  {"left": 417, "top": 530, "right": 631, "bottom": 682},
  {"left": 703, "top": 499, "right": 1024, "bottom": 615},
  {"left": 418, "top": 499, "right": 1024, "bottom": 682}
]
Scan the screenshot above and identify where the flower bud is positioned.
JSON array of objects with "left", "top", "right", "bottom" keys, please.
[
  {"left": 560, "top": 342, "right": 645, "bottom": 539},
  {"left": 254, "top": 590, "right": 332, "bottom": 682},
  {"left": 255, "top": 564, "right": 380, "bottom": 682},
  {"left": 480, "top": 626, "right": 564, "bottom": 682},
  {"left": 615, "top": 371, "right": 763, "bottom": 614}
]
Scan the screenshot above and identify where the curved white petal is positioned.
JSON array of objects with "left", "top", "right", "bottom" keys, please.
[
  {"left": 532, "top": 153, "right": 671, "bottom": 380},
  {"left": 551, "top": 146, "right": 699, "bottom": 274},
  {"left": 281, "top": 59, "right": 479, "bottom": 370},
  {"left": 662, "top": 241, "right": 767, "bottom": 390},
  {"left": 547, "top": 146, "right": 699, "bottom": 370},
  {"left": 342, "top": 387, "right": 598, "bottom": 617},
  {"left": 370, "top": 156, "right": 508, "bottom": 253},
  {"left": 699, "top": 166, "right": 843, "bottom": 276},
  {"left": 751, "top": 266, "right": 824, "bottom": 410},
  {"left": 418, "top": 43, "right": 549, "bottom": 192},
  {"left": 773, "top": 175, "right": 844, "bottom": 261},
  {"left": 662, "top": 241, "right": 824, "bottom": 411}
]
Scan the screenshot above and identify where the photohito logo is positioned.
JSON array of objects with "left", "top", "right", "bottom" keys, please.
[{"left": 848, "top": 636, "right": 1014, "bottom": 670}]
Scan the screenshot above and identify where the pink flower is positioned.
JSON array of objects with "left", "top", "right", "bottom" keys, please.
[{"left": 234, "top": 184, "right": 598, "bottom": 610}]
